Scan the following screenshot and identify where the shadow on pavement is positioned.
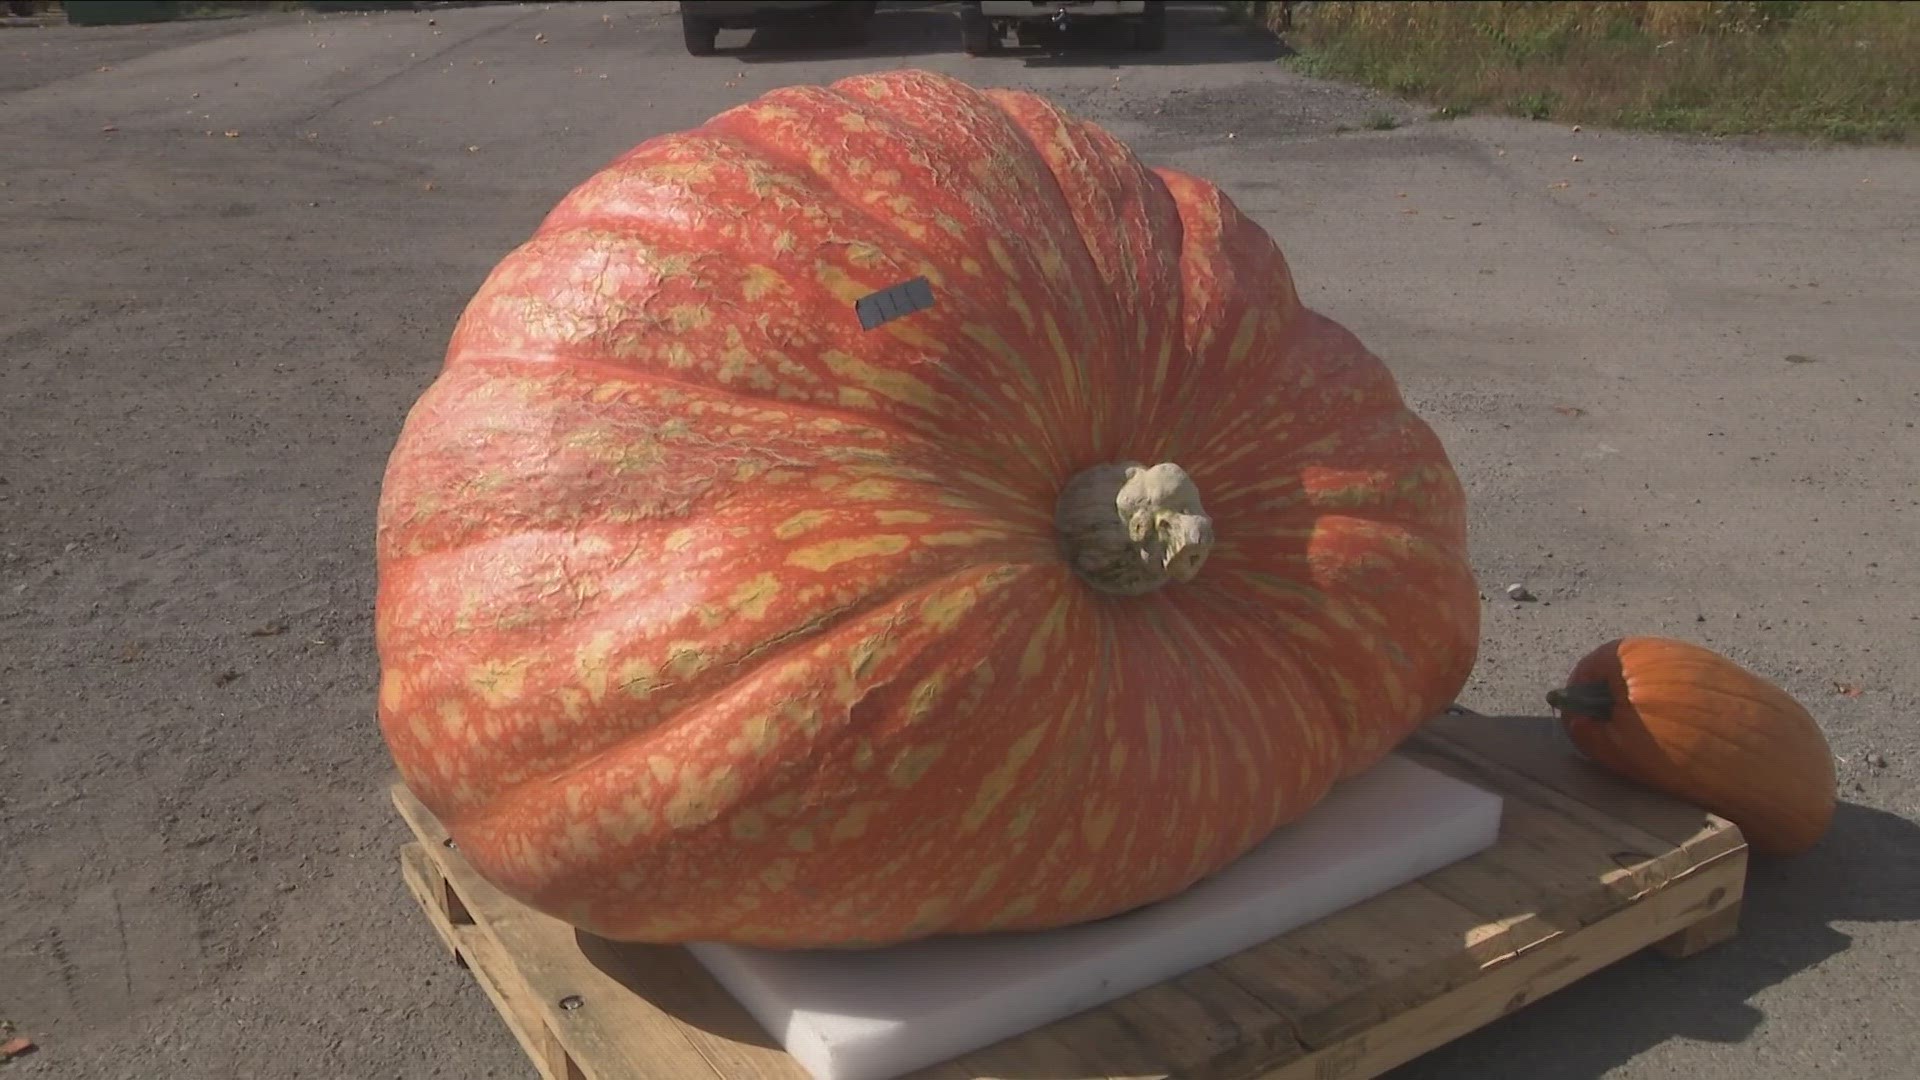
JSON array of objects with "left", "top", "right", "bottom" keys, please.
[
  {"left": 1386, "top": 797, "right": 1920, "bottom": 1078},
  {"left": 725, "top": 0, "right": 1286, "bottom": 67}
]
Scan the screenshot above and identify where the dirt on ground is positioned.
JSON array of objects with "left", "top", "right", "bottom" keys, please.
[{"left": 1, "top": 2, "right": 1915, "bottom": 1079}]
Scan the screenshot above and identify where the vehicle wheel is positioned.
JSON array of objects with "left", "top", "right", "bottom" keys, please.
[
  {"left": 680, "top": 8, "right": 718, "bottom": 55},
  {"left": 960, "top": 4, "right": 997, "bottom": 55},
  {"left": 1133, "top": 0, "right": 1166, "bottom": 50}
]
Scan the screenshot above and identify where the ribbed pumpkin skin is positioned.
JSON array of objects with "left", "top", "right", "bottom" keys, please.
[
  {"left": 374, "top": 70, "right": 1479, "bottom": 948},
  {"left": 1555, "top": 637, "right": 1835, "bottom": 857}
]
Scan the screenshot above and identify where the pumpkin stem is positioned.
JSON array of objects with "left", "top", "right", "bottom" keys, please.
[
  {"left": 1055, "top": 461, "right": 1214, "bottom": 596},
  {"left": 1546, "top": 682, "right": 1615, "bottom": 719}
]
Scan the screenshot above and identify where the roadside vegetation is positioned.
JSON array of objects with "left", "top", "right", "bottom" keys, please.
[{"left": 1243, "top": 1, "right": 1919, "bottom": 143}]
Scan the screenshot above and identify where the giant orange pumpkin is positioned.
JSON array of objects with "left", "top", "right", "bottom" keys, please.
[{"left": 375, "top": 70, "right": 1480, "bottom": 949}]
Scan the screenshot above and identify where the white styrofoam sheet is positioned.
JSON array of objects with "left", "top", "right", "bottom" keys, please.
[{"left": 689, "top": 752, "right": 1503, "bottom": 1080}]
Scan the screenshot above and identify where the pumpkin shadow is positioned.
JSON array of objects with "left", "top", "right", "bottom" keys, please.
[
  {"left": 572, "top": 930, "right": 789, "bottom": 1052},
  {"left": 1382, "top": 798, "right": 1920, "bottom": 1079}
]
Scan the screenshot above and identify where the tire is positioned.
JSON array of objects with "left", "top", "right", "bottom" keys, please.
[
  {"left": 1133, "top": 0, "right": 1166, "bottom": 50},
  {"left": 680, "top": 8, "right": 718, "bottom": 55},
  {"left": 960, "top": 4, "right": 996, "bottom": 56}
]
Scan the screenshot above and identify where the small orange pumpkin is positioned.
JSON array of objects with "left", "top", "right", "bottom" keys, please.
[{"left": 1546, "top": 636, "right": 1836, "bottom": 857}]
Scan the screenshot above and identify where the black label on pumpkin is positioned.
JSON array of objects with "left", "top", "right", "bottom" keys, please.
[{"left": 855, "top": 276, "right": 935, "bottom": 331}]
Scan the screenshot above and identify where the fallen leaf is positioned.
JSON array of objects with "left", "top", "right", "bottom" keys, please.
[
  {"left": 1400, "top": 208, "right": 1419, "bottom": 215},
  {"left": 1833, "top": 681, "right": 1863, "bottom": 698},
  {"left": 1552, "top": 404, "right": 1587, "bottom": 418},
  {"left": 534, "top": 32, "right": 546, "bottom": 42},
  {"left": 215, "top": 670, "right": 243, "bottom": 687},
  {"left": 467, "top": 145, "right": 480, "bottom": 152},
  {"left": 249, "top": 622, "right": 288, "bottom": 637},
  {"left": 1, "top": 1037, "right": 34, "bottom": 1060},
  {"left": 101, "top": 124, "right": 118, "bottom": 133},
  {"left": 224, "top": 130, "right": 241, "bottom": 138},
  {"left": 1550, "top": 181, "right": 1571, "bottom": 189},
  {"left": 1784, "top": 353, "right": 1816, "bottom": 364},
  {"left": 422, "top": 181, "right": 437, "bottom": 192},
  {"left": 96, "top": 64, "right": 113, "bottom": 72},
  {"left": 1571, "top": 154, "right": 1583, "bottom": 162}
]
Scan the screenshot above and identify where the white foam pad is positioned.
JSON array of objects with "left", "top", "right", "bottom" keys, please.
[{"left": 688, "top": 753, "right": 1502, "bottom": 1080}]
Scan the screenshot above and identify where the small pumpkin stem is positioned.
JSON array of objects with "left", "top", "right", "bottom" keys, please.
[
  {"left": 1546, "top": 682, "right": 1615, "bottom": 718},
  {"left": 1056, "top": 461, "right": 1214, "bottom": 596}
]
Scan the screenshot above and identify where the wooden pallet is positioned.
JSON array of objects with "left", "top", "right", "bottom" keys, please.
[{"left": 391, "top": 709, "right": 1748, "bottom": 1080}]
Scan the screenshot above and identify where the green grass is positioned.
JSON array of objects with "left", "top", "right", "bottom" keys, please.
[{"left": 1252, "top": 1, "right": 1919, "bottom": 143}]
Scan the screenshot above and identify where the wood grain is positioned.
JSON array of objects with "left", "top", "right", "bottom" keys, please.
[{"left": 389, "top": 710, "right": 1748, "bottom": 1080}]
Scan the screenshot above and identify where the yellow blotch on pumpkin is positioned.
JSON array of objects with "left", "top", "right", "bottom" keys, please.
[
  {"left": 663, "top": 765, "right": 741, "bottom": 831},
  {"left": 1083, "top": 803, "right": 1120, "bottom": 851},
  {"left": 729, "top": 573, "right": 781, "bottom": 620},
  {"left": 823, "top": 350, "right": 940, "bottom": 412},
  {"left": 740, "top": 264, "right": 785, "bottom": 301},
  {"left": 921, "top": 528, "right": 1007, "bottom": 548},
  {"left": 919, "top": 587, "right": 977, "bottom": 634},
  {"left": 909, "top": 898, "right": 951, "bottom": 931},
  {"left": 661, "top": 643, "right": 711, "bottom": 682},
  {"left": 984, "top": 237, "right": 1020, "bottom": 280},
  {"left": 830, "top": 802, "right": 878, "bottom": 843},
  {"left": 1061, "top": 868, "right": 1093, "bottom": 902},
  {"left": 992, "top": 896, "right": 1037, "bottom": 926},
  {"left": 786, "top": 535, "right": 910, "bottom": 572},
  {"left": 961, "top": 723, "right": 1048, "bottom": 832},
  {"left": 468, "top": 658, "right": 530, "bottom": 707},
  {"left": 758, "top": 858, "right": 798, "bottom": 892},
  {"left": 843, "top": 479, "right": 899, "bottom": 501},
  {"left": 603, "top": 793, "right": 656, "bottom": 845},
  {"left": 730, "top": 809, "right": 768, "bottom": 842},
  {"left": 1005, "top": 802, "right": 1038, "bottom": 839},
  {"left": 875, "top": 509, "right": 931, "bottom": 525},
  {"left": 378, "top": 670, "right": 405, "bottom": 712},
  {"left": 615, "top": 659, "right": 659, "bottom": 699},
  {"left": 1020, "top": 598, "right": 1070, "bottom": 679},
  {"left": 576, "top": 630, "right": 619, "bottom": 704},
  {"left": 963, "top": 863, "right": 1004, "bottom": 906},
  {"left": 905, "top": 673, "right": 947, "bottom": 725},
  {"left": 775, "top": 509, "right": 830, "bottom": 540},
  {"left": 888, "top": 743, "right": 945, "bottom": 789}
]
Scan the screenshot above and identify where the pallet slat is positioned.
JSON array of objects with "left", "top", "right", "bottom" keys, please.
[{"left": 389, "top": 712, "right": 1747, "bottom": 1080}]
